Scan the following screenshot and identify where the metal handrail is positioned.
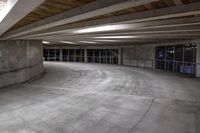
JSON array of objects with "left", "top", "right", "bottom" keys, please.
[
  {"left": 122, "top": 58, "right": 154, "bottom": 68},
  {"left": 155, "top": 59, "right": 198, "bottom": 75}
]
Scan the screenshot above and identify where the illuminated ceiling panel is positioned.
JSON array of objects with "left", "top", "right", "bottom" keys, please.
[{"left": 0, "top": 0, "right": 7, "bottom": 13}]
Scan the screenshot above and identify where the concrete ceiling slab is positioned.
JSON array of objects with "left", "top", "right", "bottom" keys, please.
[{"left": 0, "top": 0, "right": 46, "bottom": 36}]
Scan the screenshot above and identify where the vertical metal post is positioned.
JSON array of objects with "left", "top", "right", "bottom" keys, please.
[
  {"left": 193, "top": 44, "right": 196, "bottom": 75},
  {"left": 74, "top": 49, "right": 76, "bottom": 62},
  {"left": 68, "top": 49, "right": 69, "bottom": 61},
  {"left": 183, "top": 45, "right": 185, "bottom": 73},
  {"left": 164, "top": 46, "right": 167, "bottom": 71},
  {"left": 93, "top": 49, "right": 95, "bottom": 63},
  {"left": 173, "top": 45, "right": 175, "bottom": 72},
  {"left": 110, "top": 49, "right": 112, "bottom": 64},
  {"left": 99, "top": 50, "right": 101, "bottom": 63},
  {"left": 54, "top": 49, "right": 56, "bottom": 61},
  {"left": 47, "top": 49, "right": 49, "bottom": 61},
  {"left": 106, "top": 50, "right": 108, "bottom": 64}
]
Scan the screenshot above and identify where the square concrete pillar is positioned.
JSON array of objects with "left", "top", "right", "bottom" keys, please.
[
  {"left": 118, "top": 48, "right": 122, "bottom": 65},
  {"left": 84, "top": 48, "right": 88, "bottom": 63},
  {"left": 60, "top": 48, "right": 63, "bottom": 61},
  {"left": 152, "top": 45, "right": 156, "bottom": 69},
  {"left": 196, "top": 44, "right": 200, "bottom": 77}
]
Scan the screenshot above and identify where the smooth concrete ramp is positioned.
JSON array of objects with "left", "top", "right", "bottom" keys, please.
[{"left": 0, "top": 62, "right": 199, "bottom": 133}]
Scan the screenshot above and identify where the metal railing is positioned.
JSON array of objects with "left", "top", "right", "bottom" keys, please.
[
  {"left": 45, "top": 55, "right": 119, "bottom": 64},
  {"left": 87, "top": 56, "right": 118, "bottom": 64},
  {"left": 62, "top": 55, "right": 84, "bottom": 62},
  {"left": 155, "top": 59, "right": 197, "bottom": 75},
  {"left": 122, "top": 58, "right": 154, "bottom": 68},
  {"left": 43, "top": 57, "right": 60, "bottom": 61}
]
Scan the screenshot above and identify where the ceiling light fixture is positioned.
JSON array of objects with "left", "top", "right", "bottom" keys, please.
[
  {"left": 0, "top": 0, "right": 17, "bottom": 22},
  {"left": 0, "top": 0, "right": 7, "bottom": 12},
  {"left": 74, "top": 24, "right": 130, "bottom": 33},
  {"left": 80, "top": 41, "right": 97, "bottom": 44},
  {"left": 42, "top": 41, "right": 50, "bottom": 44},
  {"left": 60, "top": 41, "right": 76, "bottom": 44},
  {"left": 94, "top": 40, "right": 120, "bottom": 42},
  {"left": 94, "top": 36, "right": 136, "bottom": 39}
]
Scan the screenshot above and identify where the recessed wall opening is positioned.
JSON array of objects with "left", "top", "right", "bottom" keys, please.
[
  {"left": 63, "top": 49, "right": 85, "bottom": 62},
  {"left": 87, "top": 49, "right": 118, "bottom": 64},
  {"left": 43, "top": 48, "right": 119, "bottom": 65},
  {"left": 43, "top": 49, "right": 60, "bottom": 61},
  {"left": 155, "top": 44, "right": 197, "bottom": 76}
]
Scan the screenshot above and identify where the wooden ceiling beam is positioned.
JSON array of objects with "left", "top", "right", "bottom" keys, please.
[
  {"left": 17, "top": 16, "right": 200, "bottom": 39},
  {"left": 45, "top": 1, "right": 71, "bottom": 9},
  {"left": 2, "top": 0, "right": 159, "bottom": 39},
  {"left": 162, "top": 0, "right": 175, "bottom": 6},
  {"left": 0, "top": 0, "right": 46, "bottom": 36},
  {"left": 173, "top": 0, "right": 183, "bottom": 5},
  {"left": 16, "top": 2, "right": 200, "bottom": 39},
  {"left": 143, "top": 3, "right": 154, "bottom": 10}
]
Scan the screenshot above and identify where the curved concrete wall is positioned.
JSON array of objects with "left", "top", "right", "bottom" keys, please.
[{"left": 0, "top": 40, "right": 43, "bottom": 88}]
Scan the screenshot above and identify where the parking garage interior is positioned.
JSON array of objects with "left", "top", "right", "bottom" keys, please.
[{"left": 0, "top": 0, "right": 200, "bottom": 133}]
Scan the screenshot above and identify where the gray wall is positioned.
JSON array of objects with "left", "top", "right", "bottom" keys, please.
[
  {"left": 121, "top": 45, "right": 155, "bottom": 68},
  {"left": 0, "top": 40, "right": 43, "bottom": 88}
]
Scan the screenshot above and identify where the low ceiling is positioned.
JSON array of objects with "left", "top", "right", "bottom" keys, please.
[
  {"left": 0, "top": 0, "right": 200, "bottom": 46},
  {"left": 8, "top": 0, "right": 95, "bottom": 31}
]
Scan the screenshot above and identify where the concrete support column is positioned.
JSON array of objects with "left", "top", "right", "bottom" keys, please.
[
  {"left": 118, "top": 47, "right": 122, "bottom": 65},
  {"left": 60, "top": 47, "right": 63, "bottom": 61},
  {"left": 0, "top": 40, "right": 43, "bottom": 88},
  {"left": 152, "top": 45, "right": 156, "bottom": 69},
  {"left": 84, "top": 48, "right": 88, "bottom": 63},
  {"left": 196, "top": 44, "right": 200, "bottom": 77}
]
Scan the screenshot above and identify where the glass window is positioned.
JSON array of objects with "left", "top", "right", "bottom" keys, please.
[{"left": 155, "top": 44, "right": 197, "bottom": 76}]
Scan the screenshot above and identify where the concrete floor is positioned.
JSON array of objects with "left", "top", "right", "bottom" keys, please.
[{"left": 0, "top": 62, "right": 200, "bottom": 133}]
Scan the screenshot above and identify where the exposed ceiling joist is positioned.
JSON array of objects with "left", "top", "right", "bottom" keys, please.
[
  {"left": 1, "top": 0, "right": 159, "bottom": 39},
  {"left": 17, "top": 12, "right": 200, "bottom": 39},
  {"left": 162, "top": 0, "right": 174, "bottom": 6},
  {"left": 172, "top": 0, "right": 183, "bottom": 5},
  {"left": 0, "top": 0, "right": 46, "bottom": 36},
  {"left": 22, "top": 24, "right": 200, "bottom": 40},
  {"left": 51, "top": 27, "right": 200, "bottom": 37}
]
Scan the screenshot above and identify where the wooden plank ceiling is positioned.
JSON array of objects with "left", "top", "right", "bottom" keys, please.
[{"left": 8, "top": 0, "right": 200, "bottom": 32}]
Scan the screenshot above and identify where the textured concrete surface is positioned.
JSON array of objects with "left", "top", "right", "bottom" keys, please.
[
  {"left": 122, "top": 45, "right": 155, "bottom": 68},
  {"left": 0, "top": 40, "right": 43, "bottom": 88},
  {"left": 0, "top": 62, "right": 200, "bottom": 133},
  {"left": 196, "top": 44, "right": 200, "bottom": 77}
]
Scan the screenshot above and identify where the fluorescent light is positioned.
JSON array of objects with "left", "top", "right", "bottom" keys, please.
[
  {"left": 60, "top": 41, "right": 76, "bottom": 44},
  {"left": 94, "top": 36, "right": 136, "bottom": 39},
  {"left": 0, "top": 0, "right": 18, "bottom": 22},
  {"left": 80, "top": 41, "right": 97, "bottom": 44},
  {"left": 74, "top": 24, "right": 130, "bottom": 33},
  {"left": 94, "top": 40, "right": 119, "bottom": 42},
  {"left": 0, "top": 1, "right": 7, "bottom": 12},
  {"left": 42, "top": 41, "right": 50, "bottom": 44}
]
